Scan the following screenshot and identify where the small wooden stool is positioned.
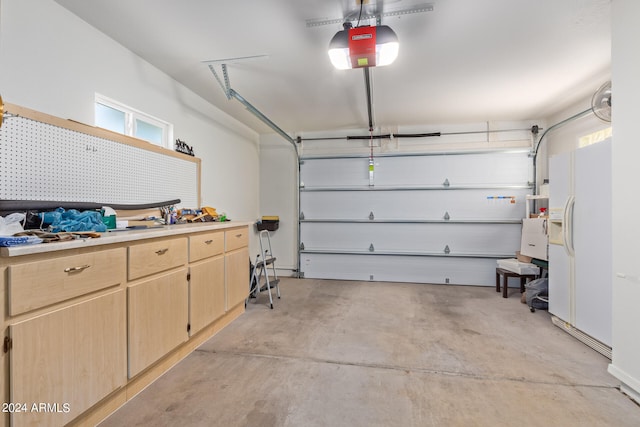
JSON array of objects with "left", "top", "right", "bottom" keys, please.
[{"left": 495, "top": 267, "right": 538, "bottom": 298}]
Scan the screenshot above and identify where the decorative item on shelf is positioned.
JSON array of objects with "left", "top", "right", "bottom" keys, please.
[{"left": 175, "top": 138, "right": 194, "bottom": 156}]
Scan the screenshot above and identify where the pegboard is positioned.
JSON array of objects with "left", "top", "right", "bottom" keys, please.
[{"left": 0, "top": 113, "right": 199, "bottom": 208}]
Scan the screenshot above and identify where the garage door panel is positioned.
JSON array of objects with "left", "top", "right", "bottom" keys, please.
[
  {"left": 301, "top": 152, "right": 530, "bottom": 187},
  {"left": 300, "top": 253, "right": 499, "bottom": 286},
  {"left": 300, "top": 222, "right": 521, "bottom": 254},
  {"left": 301, "top": 188, "right": 529, "bottom": 220},
  {"left": 300, "top": 158, "right": 370, "bottom": 187},
  {"left": 374, "top": 153, "right": 531, "bottom": 186}
]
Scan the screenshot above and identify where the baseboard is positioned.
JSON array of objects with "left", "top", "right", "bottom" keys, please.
[
  {"left": 608, "top": 364, "right": 640, "bottom": 405},
  {"left": 551, "top": 316, "right": 612, "bottom": 359}
]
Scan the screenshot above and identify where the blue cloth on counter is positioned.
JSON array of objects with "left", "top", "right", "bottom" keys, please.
[
  {"left": 0, "top": 236, "right": 43, "bottom": 247},
  {"left": 41, "top": 208, "right": 107, "bottom": 233}
]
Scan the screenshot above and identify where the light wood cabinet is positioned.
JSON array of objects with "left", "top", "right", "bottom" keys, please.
[
  {"left": 189, "top": 256, "right": 225, "bottom": 335},
  {"left": 7, "top": 247, "right": 126, "bottom": 316},
  {"left": 225, "top": 227, "right": 249, "bottom": 252},
  {"left": 127, "top": 268, "right": 189, "bottom": 378},
  {"left": 189, "top": 231, "right": 224, "bottom": 262},
  {"left": 128, "top": 237, "right": 187, "bottom": 280},
  {"left": 188, "top": 230, "right": 227, "bottom": 336},
  {"left": 225, "top": 243, "right": 250, "bottom": 311},
  {"left": 1, "top": 222, "right": 249, "bottom": 427},
  {"left": 9, "top": 290, "right": 127, "bottom": 427}
]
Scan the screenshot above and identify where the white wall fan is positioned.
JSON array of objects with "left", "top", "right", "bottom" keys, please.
[{"left": 592, "top": 81, "right": 612, "bottom": 122}]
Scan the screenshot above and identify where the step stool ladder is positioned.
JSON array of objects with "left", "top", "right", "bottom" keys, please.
[{"left": 249, "top": 230, "right": 280, "bottom": 309}]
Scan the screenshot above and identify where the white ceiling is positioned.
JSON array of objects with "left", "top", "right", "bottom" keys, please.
[{"left": 54, "top": 0, "right": 611, "bottom": 135}]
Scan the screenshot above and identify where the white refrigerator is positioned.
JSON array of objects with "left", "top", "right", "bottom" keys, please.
[{"left": 548, "top": 138, "right": 612, "bottom": 352}]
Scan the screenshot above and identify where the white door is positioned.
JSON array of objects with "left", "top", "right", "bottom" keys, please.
[
  {"left": 548, "top": 151, "right": 572, "bottom": 322},
  {"left": 573, "top": 139, "right": 612, "bottom": 346}
]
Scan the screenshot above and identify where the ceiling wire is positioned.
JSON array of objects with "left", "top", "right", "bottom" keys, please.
[{"left": 356, "top": 0, "right": 364, "bottom": 27}]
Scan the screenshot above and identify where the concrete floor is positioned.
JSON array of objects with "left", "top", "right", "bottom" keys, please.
[{"left": 100, "top": 278, "right": 639, "bottom": 426}]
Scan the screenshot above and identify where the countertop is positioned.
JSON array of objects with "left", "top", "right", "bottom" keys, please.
[{"left": 0, "top": 221, "right": 253, "bottom": 257}]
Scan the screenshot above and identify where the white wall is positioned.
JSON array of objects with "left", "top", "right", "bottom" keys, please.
[
  {"left": 534, "top": 93, "right": 611, "bottom": 200},
  {"left": 544, "top": 98, "right": 610, "bottom": 158},
  {"left": 0, "top": 0, "right": 259, "bottom": 228},
  {"left": 258, "top": 134, "right": 298, "bottom": 274},
  {"left": 608, "top": 0, "right": 640, "bottom": 403}
]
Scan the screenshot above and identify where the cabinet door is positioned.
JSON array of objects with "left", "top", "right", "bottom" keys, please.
[
  {"left": 128, "top": 269, "right": 189, "bottom": 378},
  {"left": 9, "top": 290, "right": 127, "bottom": 427},
  {"left": 225, "top": 247, "right": 249, "bottom": 311},
  {"left": 520, "top": 218, "right": 549, "bottom": 260},
  {"left": 189, "top": 255, "right": 225, "bottom": 335},
  {"left": 574, "top": 139, "right": 613, "bottom": 346}
]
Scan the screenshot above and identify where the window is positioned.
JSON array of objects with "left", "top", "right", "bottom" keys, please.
[
  {"left": 579, "top": 127, "right": 612, "bottom": 148},
  {"left": 95, "top": 94, "right": 173, "bottom": 148}
]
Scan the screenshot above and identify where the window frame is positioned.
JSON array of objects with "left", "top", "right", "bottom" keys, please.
[{"left": 95, "top": 94, "right": 173, "bottom": 149}]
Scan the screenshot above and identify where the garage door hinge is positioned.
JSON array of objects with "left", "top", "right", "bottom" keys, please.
[{"left": 3, "top": 336, "right": 12, "bottom": 353}]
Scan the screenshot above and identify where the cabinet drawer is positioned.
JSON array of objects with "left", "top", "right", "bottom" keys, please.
[
  {"left": 128, "top": 237, "right": 187, "bottom": 280},
  {"left": 225, "top": 227, "right": 249, "bottom": 252},
  {"left": 189, "top": 231, "right": 224, "bottom": 262},
  {"left": 7, "top": 247, "right": 126, "bottom": 316}
]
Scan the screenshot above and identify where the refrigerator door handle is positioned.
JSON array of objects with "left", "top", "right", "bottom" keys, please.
[{"left": 563, "top": 195, "right": 576, "bottom": 257}]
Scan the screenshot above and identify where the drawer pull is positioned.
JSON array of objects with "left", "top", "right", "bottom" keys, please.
[
  {"left": 204, "top": 239, "right": 213, "bottom": 244},
  {"left": 155, "top": 248, "right": 169, "bottom": 255},
  {"left": 64, "top": 264, "right": 91, "bottom": 273},
  {"left": 235, "top": 234, "right": 242, "bottom": 238}
]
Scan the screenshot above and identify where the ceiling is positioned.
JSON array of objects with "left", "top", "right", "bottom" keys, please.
[{"left": 54, "top": 0, "right": 611, "bottom": 136}]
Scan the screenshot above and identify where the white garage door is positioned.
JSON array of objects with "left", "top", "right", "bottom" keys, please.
[{"left": 299, "top": 150, "right": 531, "bottom": 286}]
